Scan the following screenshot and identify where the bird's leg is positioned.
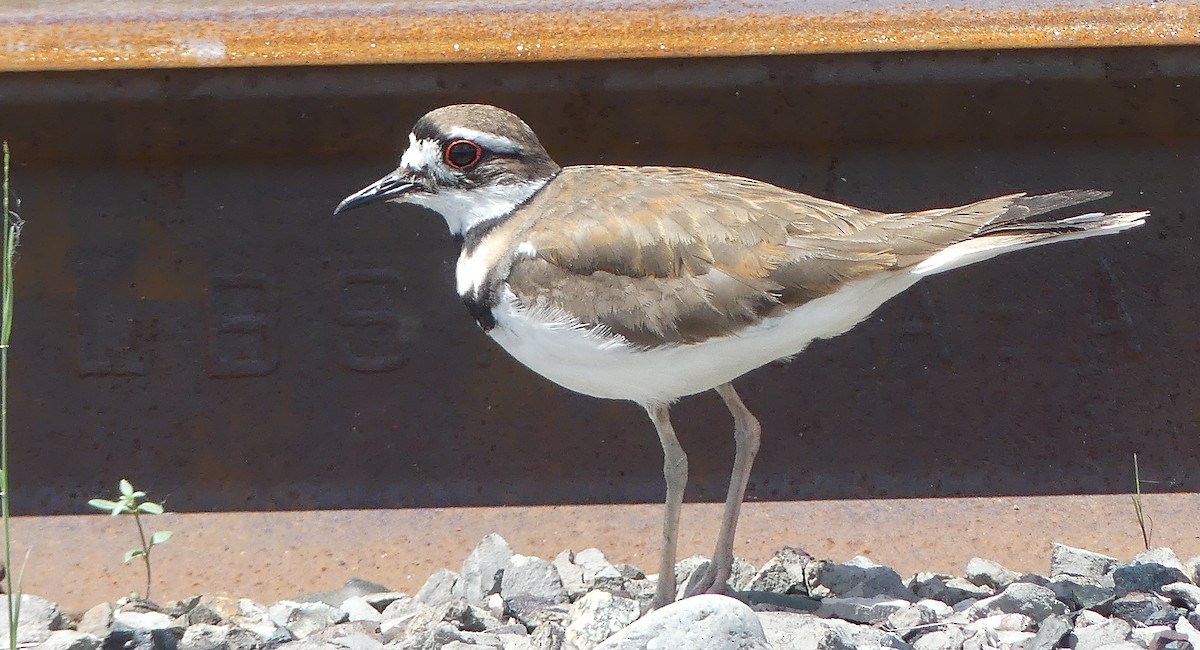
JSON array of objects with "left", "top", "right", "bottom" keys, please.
[
  {"left": 685, "top": 382, "right": 762, "bottom": 597},
  {"left": 645, "top": 402, "right": 688, "bottom": 610}
]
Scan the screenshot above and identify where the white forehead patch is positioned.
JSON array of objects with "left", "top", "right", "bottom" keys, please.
[
  {"left": 399, "top": 134, "right": 442, "bottom": 173},
  {"left": 445, "top": 127, "right": 522, "bottom": 155}
]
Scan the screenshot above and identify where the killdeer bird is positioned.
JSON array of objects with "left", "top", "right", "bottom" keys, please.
[{"left": 335, "top": 104, "right": 1147, "bottom": 609}]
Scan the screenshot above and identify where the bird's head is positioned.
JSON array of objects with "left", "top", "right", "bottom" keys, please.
[{"left": 334, "top": 104, "right": 561, "bottom": 236}]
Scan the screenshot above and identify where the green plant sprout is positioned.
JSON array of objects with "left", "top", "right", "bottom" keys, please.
[
  {"left": 88, "top": 479, "right": 172, "bottom": 600},
  {"left": 1131, "top": 452, "right": 1153, "bottom": 551},
  {"left": 1, "top": 140, "right": 23, "bottom": 650}
]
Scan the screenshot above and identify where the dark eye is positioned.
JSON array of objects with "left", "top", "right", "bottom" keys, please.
[{"left": 444, "top": 140, "right": 483, "bottom": 170}]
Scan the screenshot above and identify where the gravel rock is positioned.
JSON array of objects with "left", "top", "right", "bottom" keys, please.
[
  {"left": 806, "top": 556, "right": 915, "bottom": 601},
  {"left": 178, "top": 624, "right": 229, "bottom": 650},
  {"left": 269, "top": 601, "right": 348, "bottom": 639},
  {"left": 1113, "top": 548, "right": 1192, "bottom": 597},
  {"left": 911, "top": 627, "right": 966, "bottom": 650},
  {"left": 815, "top": 596, "right": 910, "bottom": 624},
  {"left": 33, "top": 630, "right": 101, "bottom": 650},
  {"left": 756, "top": 612, "right": 855, "bottom": 650},
  {"left": 502, "top": 554, "right": 568, "bottom": 603},
  {"left": 1109, "top": 591, "right": 1175, "bottom": 626},
  {"left": 593, "top": 595, "right": 769, "bottom": 650},
  {"left": 1049, "top": 573, "right": 1115, "bottom": 611},
  {"left": 226, "top": 599, "right": 280, "bottom": 640},
  {"left": 44, "top": 537, "right": 1200, "bottom": 650},
  {"left": 113, "top": 610, "right": 178, "bottom": 633},
  {"left": 886, "top": 600, "right": 952, "bottom": 640},
  {"left": 76, "top": 602, "right": 114, "bottom": 637},
  {"left": 907, "top": 573, "right": 993, "bottom": 605},
  {"left": 338, "top": 597, "right": 382, "bottom": 624},
  {"left": 413, "top": 569, "right": 458, "bottom": 608},
  {"left": 397, "top": 599, "right": 500, "bottom": 641},
  {"left": 746, "top": 547, "right": 811, "bottom": 594},
  {"left": 1051, "top": 543, "right": 1119, "bottom": 580},
  {"left": 553, "top": 551, "right": 588, "bottom": 601},
  {"left": 0, "top": 594, "right": 67, "bottom": 646},
  {"left": 1070, "top": 617, "right": 1132, "bottom": 650},
  {"left": 181, "top": 595, "right": 241, "bottom": 626},
  {"left": 1027, "top": 614, "right": 1070, "bottom": 650},
  {"left": 296, "top": 579, "right": 390, "bottom": 608},
  {"left": 1162, "top": 582, "right": 1200, "bottom": 610},
  {"left": 574, "top": 549, "right": 624, "bottom": 592},
  {"left": 962, "top": 582, "right": 1068, "bottom": 621},
  {"left": 563, "top": 590, "right": 639, "bottom": 650},
  {"left": 965, "top": 558, "right": 1021, "bottom": 591},
  {"left": 360, "top": 592, "right": 406, "bottom": 612},
  {"left": 452, "top": 533, "right": 514, "bottom": 605}
]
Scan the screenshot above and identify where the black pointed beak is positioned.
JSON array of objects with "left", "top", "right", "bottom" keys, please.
[{"left": 334, "top": 169, "right": 418, "bottom": 215}]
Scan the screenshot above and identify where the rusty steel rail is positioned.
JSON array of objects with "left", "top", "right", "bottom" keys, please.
[
  {"left": 20, "top": 495, "right": 1200, "bottom": 616},
  {"left": 1, "top": 0, "right": 1199, "bottom": 72}
]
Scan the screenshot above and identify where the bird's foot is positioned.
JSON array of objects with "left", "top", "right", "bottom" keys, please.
[{"left": 682, "top": 561, "right": 732, "bottom": 599}]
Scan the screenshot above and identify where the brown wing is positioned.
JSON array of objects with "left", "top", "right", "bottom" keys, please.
[{"left": 502, "top": 165, "right": 1017, "bottom": 347}]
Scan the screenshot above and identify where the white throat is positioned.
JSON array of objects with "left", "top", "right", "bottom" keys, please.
[{"left": 402, "top": 179, "right": 548, "bottom": 236}]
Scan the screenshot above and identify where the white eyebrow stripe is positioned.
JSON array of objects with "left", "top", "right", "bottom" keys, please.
[
  {"left": 399, "top": 134, "right": 442, "bottom": 172},
  {"left": 445, "top": 127, "right": 522, "bottom": 155}
]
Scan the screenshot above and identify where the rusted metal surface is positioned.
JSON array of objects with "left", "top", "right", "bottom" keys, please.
[
  {"left": 18, "top": 495, "right": 1200, "bottom": 615},
  {"left": 3, "top": 49, "right": 1197, "bottom": 517},
  {"left": 0, "top": 1, "right": 1199, "bottom": 72}
]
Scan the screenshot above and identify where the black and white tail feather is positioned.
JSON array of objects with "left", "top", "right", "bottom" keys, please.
[{"left": 915, "top": 190, "right": 1147, "bottom": 276}]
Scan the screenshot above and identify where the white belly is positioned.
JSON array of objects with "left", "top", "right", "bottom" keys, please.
[{"left": 486, "top": 272, "right": 920, "bottom": 405}]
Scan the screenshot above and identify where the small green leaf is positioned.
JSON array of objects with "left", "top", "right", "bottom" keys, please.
[
  {"left": 138, "top": 502, "right": 164, "bottom": 515},
  {"left": 150, "top": 530, "right": 172, "bottom": 545},
  {"left": 88, "top": 498, "right": 121, "bottom": 512},
  {"left": 119, "top": 479, "right": 134, "bottom": 496},
  {"left": 123, "top": 548, "right": 145, "bottom": 563}
]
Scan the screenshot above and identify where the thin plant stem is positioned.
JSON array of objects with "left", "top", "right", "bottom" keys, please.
[
  {"left": 2, "top": 141, "right": 18, "bottom": 650},
  {"left": 132, "top": 511, "right": 152, "bottom": 599},
  {"left": 1132, "top": 452, "right": 1152, "bottom": 550}
]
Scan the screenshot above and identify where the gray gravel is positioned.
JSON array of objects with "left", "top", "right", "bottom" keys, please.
[{"left": 16, "top": 538, "right": 1200, "bottom": 650}]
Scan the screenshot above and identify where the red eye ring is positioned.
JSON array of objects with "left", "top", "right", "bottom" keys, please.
[{"left": 444, "top": 140, "right": 483, "bottom": 170}]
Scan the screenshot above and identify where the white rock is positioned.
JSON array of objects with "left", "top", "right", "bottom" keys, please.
[
  {"left": 1076, "top": 609, "right": 1108, "bottom": 627},
  {"left": 963, "top": 582, "right": 1067, "bottom": 621},
  {"left": 815, "top": 596, "right": 909, "bottom": 624},
  {"left": 453, "top": 534, "right": 515, "bottom": 604},
  {"left": 912, "top": 627, "right": 966, "bottom": 650},
  {"left": 339, "top": 596, "right": 382, "bottom": 623},
  {"left": 0, "top": 595, "right": 66, "bottom": 646},
  {"left": 572, "top": 549, "right": 624, "bottom": 584},
  {"left": 1161, "top": 582, "right": 1200, "bottom": 609},
  {"left": 32, "top": 630, "right": 99, "bottom": 650},
  {"left": 179, "top": 623, "right": 230, "bottom": 650},
  {"left": 502, "top": 554, "right": 566, "bottom": 602},
  {"left": 112, "top": 610, "right": 175, "bottom": 632},
  {"left": 564, "top": 590, "right": 639, "bottom": 650},
  {"left": 554, "top": 550, "right": 588, "bottom": 599},
  {"left": 229, "top": 598, "right": 279, "bottom": 640},
  {"left": 747, "top": 548, "right": 809, "bottom": 594},
  {"left": 268, "top": 600, "right": 346, "bottom": 639},
  {"left": 757, "top": 611, "right": 906, "bottom": 650},
  {"left": 1071, "top": 617, "right": 1132, "bottom": 650},
  {"left": 1051, "top": 543, "right": 1119, "bottom": 579},
  {"left": 1176, "top": 616, "right": 1200, "bottom": 646},
  {"left": 1130, "top": 624, "right": 1175, "bottom": 648},
  {"left": 594, "top": 595, "right": 769, "bottom": 650},
  {"left": 413, "top": 568, "right": 458, "bottom": 607},
  {"left": 969, "top": 612, "right": 1036, "bottom": 632},
  {"left": 965, "top": 558, "right": 1021, "bottom": 590}
]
